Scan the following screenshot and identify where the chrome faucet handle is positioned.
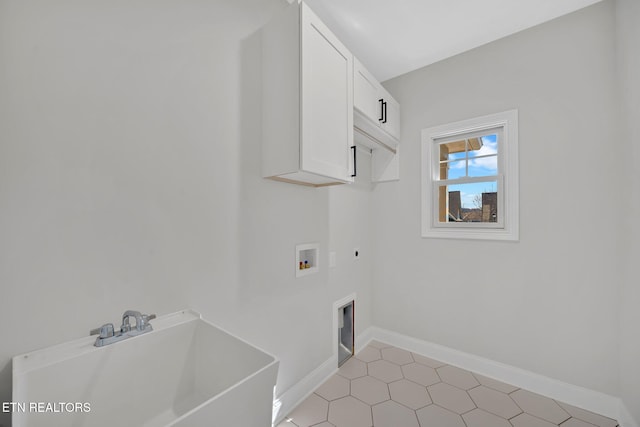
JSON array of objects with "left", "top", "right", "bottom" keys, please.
[
  {"left": 121, "top": 310, "right": 143, "bottom": 332},
  {"left": 90, "top": 323, "right": 115, "bottom": 339},
  {"left": 139, "top": 313, "right": 156, "bottom": 331}
]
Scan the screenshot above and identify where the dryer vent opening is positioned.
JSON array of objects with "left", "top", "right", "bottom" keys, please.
[{"left": 338, "top": 300, "right": 354, "bottom": 367}]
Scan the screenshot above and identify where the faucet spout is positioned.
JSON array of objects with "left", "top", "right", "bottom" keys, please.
[{"left": 121, "top": 310, "right": 143, "bottom": 332}]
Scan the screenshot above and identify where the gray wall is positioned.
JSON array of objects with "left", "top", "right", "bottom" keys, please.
[
  {"left": 377, "top": 0, "right": 622, "bottom": 397},
  {"left": 0, "top": 1, "right": 372, "bottom": 426},
  {"left": 616, "top": 0, "right": 640, "bottom": 423}
]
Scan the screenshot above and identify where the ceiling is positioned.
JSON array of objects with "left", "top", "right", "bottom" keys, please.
[{"left": 303, "top": 0, "right": 603, "bottom": 82}]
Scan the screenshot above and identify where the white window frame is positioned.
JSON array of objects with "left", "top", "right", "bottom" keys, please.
[{"left": 421, "top": 110, "right": 519, "bottom": 241}]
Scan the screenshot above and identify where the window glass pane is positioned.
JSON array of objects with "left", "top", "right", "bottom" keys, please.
[
  {"left": 468, "top": 155, "right": 497, "bottom": 177},
  {"left": 438, "top": 181, "right": 498, "bottom": 223},
  {"left": 439, "top": 140, "right": 467, "bottom": 161},
  {"left": 441, "top": 159, "right": 466, "bottom": 179},
  {"left": 465, "top": 137, "right": 483, "bottom": 156},
  {"left": 468, "top": 134, "right": 498, "bottom": 158},
  {"left": 449, "top": 152, "right": 466, "bottom": 161},
  {"left": 438, "top": 133, "right": 499, "bottom": 179}
]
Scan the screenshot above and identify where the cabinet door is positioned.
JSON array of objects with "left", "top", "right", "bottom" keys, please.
[
  {"left": 354, "top": 58, "right": 380, "bottom": 124},
  {"left": 300, "top": 3, "right": 353, "bottom": 182},
  {"left": 381, "top": 91, "right": 401, "bottom": 140}
]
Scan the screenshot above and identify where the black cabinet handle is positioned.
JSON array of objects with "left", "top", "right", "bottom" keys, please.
[
  {"left": 351, "top": 146, "right": 357, "bottom": 177},
  {"left": 382, "top": 100, "right": 387, "bottom": 124},
  {"left": 378, "top": 99, "right": 384, "bottom": 122}
]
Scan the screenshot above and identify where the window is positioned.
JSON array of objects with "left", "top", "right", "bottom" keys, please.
[{"left": 421, "top": 110, "right": 519, "bottom": 241}]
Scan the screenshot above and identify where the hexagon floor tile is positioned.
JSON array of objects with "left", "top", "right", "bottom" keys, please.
[
  {"left": 372, "top": 400, "right": 419, "bottom": 427},
  {"left": 428, "top": 382, "right": 476, "bottom": 414},
  {"left": 510, "top": 413, "right": 557, "bottom": 427},
  {"left": 402, "top": 362, "right": 440, "bottom": 387},
  {"left": 468, "top": 385, "right": 522, "bottom": 419},
  {"left": 416, "top": 404, "right": 466, "bottom": 427},
  {"left": 368, "top": 359, "right": 403, "bottom": 383},
  {"left": 278, "top": 342, "right": 620, "bottom": 427},
  {"left": 510, "top": 389, "right": 571, "bottom": 424},
  {"left": 381, "top": 346, "right": 414, "bottom": 365},
  {"left": 315, "top": 374, "right": 350, "bottom": 401},
  {"left": 328, "top": 396, "right": 372, "bottom": 427},
  {"left": 337, "top": 357, "right": 367, "bottom": 380},
  {"left": 463, "top": 408, "right": 512, "bottom": 427},
  {"left": 356, "top": 345, "right": 382, "bottom": 363},
  {"left": 556, "top": 401, "right": 619, "bottom": 427},
  {"left": 388, "top": 379, "right": 432, "bottom": 409},
  {"left": 437, "top": 365, "right": 480, "bottom": 390},
  {"left": 351, "top": 375, "right": 390, "bottom": 405}
]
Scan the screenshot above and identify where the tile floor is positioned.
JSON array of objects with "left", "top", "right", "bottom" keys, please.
[{"left": 277, "top": 341, "right": 618, "bottom": 427}]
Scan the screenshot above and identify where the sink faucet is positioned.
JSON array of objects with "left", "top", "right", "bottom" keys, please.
[
  {"left": 91, "top": 310, "right": 156, "bottom": 347},
  {"left": 120, "top": 310, "right": 141, "bottom": 333}
]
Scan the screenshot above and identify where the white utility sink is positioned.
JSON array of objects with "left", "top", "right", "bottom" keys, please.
[{"left": 12, "top": 309, "right": 279, "bottom": 427}]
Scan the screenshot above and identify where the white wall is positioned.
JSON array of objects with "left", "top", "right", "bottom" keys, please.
[
  {"left": 329, "top": 150, "right": 373, "bottom": 330},
  {"left": 0, "top": 1, "right": 372, "bottom": 426},
  {"left": 616, "top": 0, "right": 640, "bottom": 423},
  {"left": 375, "top": 0, "right": 622, "bottom": 398}
]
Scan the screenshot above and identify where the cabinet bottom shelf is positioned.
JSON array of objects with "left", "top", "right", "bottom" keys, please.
[{"left": 266, "top": 171, "right": 347, "bottom": 187}]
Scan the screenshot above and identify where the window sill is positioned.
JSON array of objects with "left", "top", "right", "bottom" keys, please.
[{"left": 422, "top": 226, "right": 519, "bottom": 241}]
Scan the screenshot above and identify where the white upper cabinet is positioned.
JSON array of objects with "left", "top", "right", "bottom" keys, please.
[
  {"left": 353, "top": 62, "right": 380, "bottom": 124},
  {"left": 353, "top": 58, "right": 401, "bottom": 142},
  {"left": 353, "top": 58, "right": 401, "bottom": 182},
  {"left": 381, "top": 89, "right": 400, "bottom": 140},
  {"left": 262, "top": 1, "right": 354, "bottom": 187}
]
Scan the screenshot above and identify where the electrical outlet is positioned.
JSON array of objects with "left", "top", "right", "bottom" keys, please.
[{"left": 353, "top": 248, "right": 360, "bottom": 260}]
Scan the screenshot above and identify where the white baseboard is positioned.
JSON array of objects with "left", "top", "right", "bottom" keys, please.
[
  {"left": 273, "top": 326, "right": 638, "bottom": 427},
  {"left": 272, "top": 356, "right": 337, "bottom": 426},
  {"left": 370, "top": 326, "right": 636, "bottom": 427},
  {"left": 355, "top": 324, "right": 374, "bottom": 351},
  {"left": 272, "top": 325, "right": 375, "bottom": 426}
]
